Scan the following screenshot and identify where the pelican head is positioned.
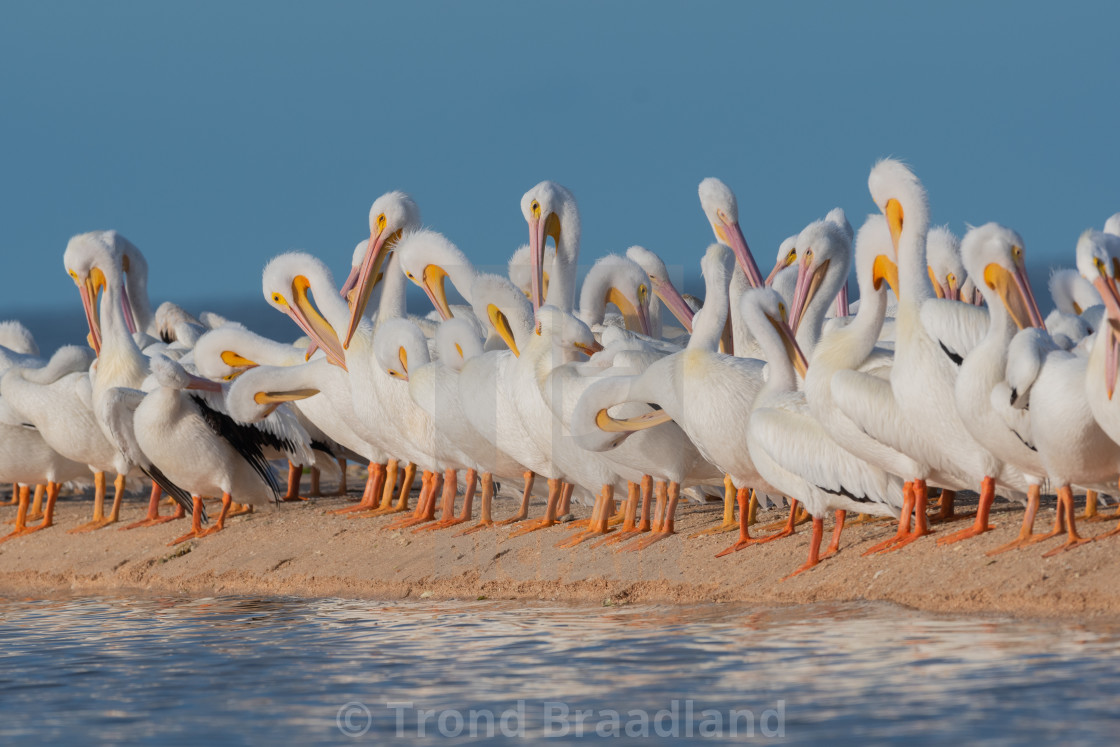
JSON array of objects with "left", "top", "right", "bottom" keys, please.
[
  {"left": 396, "top": 229, "right": 470, "bottom": 321},
  {"left": 626, "top": 245, "right": 694, "bottom": 332},
  {"left": 470, "top": 273, "right": 534, "bottom": 357},
  {"left": 521, "top": 180, "right": 577, "bottom": 313},
  {"left": 149, "top": 353, "right": 222, "bottom": 393},
  {"left": 927, "top": 225, "right": 966, "bottom": 301},
  {"left": 579, "top": 254, "right": 652, "bottom": 335},
  {"left": 1076, "top": 229, "right": 1120, "bottom": 398},
  {"left": 344, "top": 191, "right": 420, "bottom": 347},
  {"left": 434, "top": 317, "right": 484, "bottom": 372},
  {"left": 1104, "top": 212, "right": 1120, "bottom": 237},
  {"left": 1049, "top": 268, "right": 1100, "bottom": 317},
  {"left": 63, "top": 230, "right": 131, "bottom": 355},
  {"left": 739, "top": 287, "right": 808, "bottom": 379},
  {"left": 852, "top": 214, "right": 892, "bottom": 294},
  {"left": 698, "top": 177, "right": 763, "bottom": 288},
  {"left": 961, "top": 223, "right": 1045, "bottom": 332},
  {"left": 373, "top": 317, "right": 429, "bottom": 382},
  {"left": 339, "top": 237, "right": 373, "bottom": 304},
  {"left": 788, "top": 219, "right": 851, "bottom": 333},
  {"left": 224, "top": 364, "right": 321, "bottom": 421},
  {"left": 262, "top": 252, "right": 347, "bottom": 369},
  {"left": 192, "top": 322, "right": 270, "bottom": 381},
  {"left": 867, "top": 159, "right": 929, "bottom": 270},
  {"left": 534, "top": 306, "right": 602, "bottom": 360},
  {"left": 766, "top": 235, "right": 799, "bottom": 287}
]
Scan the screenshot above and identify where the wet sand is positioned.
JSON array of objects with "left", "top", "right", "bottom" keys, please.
[{"left": 1, "top": 472, "right": 1118, "bottom": 620}]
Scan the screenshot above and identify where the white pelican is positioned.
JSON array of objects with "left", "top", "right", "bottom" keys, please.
[
  {"left": 371, "top": 316, "right": 477, "bottom": 530},
  {"left": 0, "top": 345, "right": 137, "bottom": 532},
  {"left": 523, "top": 181, "right": 580, "bottom": 315},
  {"left": 698, "top": 177, "right": 764, "bottom": 288},
  {"left": 946, "top": 223, "right": 1051, "bottom": 550},
  {"left": 745, "top": 287, "right": 903, "bottom": 577},
  {"left": 831, "top": 160, "right": 1028, "bottom": 552},
  {"left": 121, "top": 355, "right": 299, "bottom": 543},
  {"left": 0, "top": 399, "right": 89, "bottom": 542},
  {"left": 567, "top": 244, "right": 778, "bottom": 552},
  {"left": 799, "top": 216, "right": 923, "bottom": 504},
  {"left": 64, "top": 231, "right": 181, "bottom": 527}
]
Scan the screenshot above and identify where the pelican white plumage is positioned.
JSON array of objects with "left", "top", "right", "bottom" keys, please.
[
  {"left": 0, "top": 396, "right": 89, "bottom": 542},
  {"left": 926, "top": 224, "right": 967, "bottom": 302},
  {"left": 0, "top": 345, "right": 138, "bottom": 531},
  {"left": 830, "top": 160, "right": 1033, "bottom": 554},
  {"left": 946, "top": 223, "right": 1052, "bottom": 549},
  {"left": 371, "top": 317, "right": 478, "bottom": 530},
  {"left": 745, "top": 287, "right": 903, "bottom": 577},
  {"left": 698, "top": 177, "right": 764, "bottom": 289},
  {"left": 192, "top": 323, "right": 358, "bottom": 495},
  {"left": 64, "top": 231, "right": 188, "bottom": 527},
  {"left": 800, "top": 216, "right": 923, "bottom": 493},
  {"left": 123, "top": 354, "right": 298, "bottom": 543},
  {"left": 570, "top": 244, "right": 777, "bottom": 552},
  {"left": 523, "top": 181, "right": 580, "bottom": 316}
]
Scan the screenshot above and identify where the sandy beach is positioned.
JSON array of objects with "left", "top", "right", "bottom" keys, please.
[{"left": 2, "top": 473, "right": 1118, "bottom": 621}]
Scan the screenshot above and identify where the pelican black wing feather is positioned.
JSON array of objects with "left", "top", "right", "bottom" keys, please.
[
  {"left": 189, "top": 394, "right": 283, "bottom": 504},
  {"left": 141, "top": 463, "right": 205, "bottom": 522}
]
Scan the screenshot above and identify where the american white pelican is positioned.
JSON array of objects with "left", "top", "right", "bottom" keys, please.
[
  {"left": 523, "top": 181, "right": 580, "bottom": 315},
  {"left": 698, "top": 177, "right": 764, "bottom": 288},
  {"left": 123, "top": 355, "right": 297, "bottom": 543},
  {"left": 800, "top": 216, "right": 923, "bottom": 497},
  {"left": 64, "top": 231, "right": 179, "bottom": 527},
  {"left": 831, "top": 160, "right": 1029, "bottom": 552},
  {"left": 745, "top": 287, "right": 903, "bottom": 577},
  {"left": 568, "top": 244, "right": 777, "bottom": 551},
  {"left": 0, "top": 345, "right": 137, "bottom": 532},
  {"left": 945, "top": 223, "right": 1051, "bottom": 550},
  {"left": 371, "top": 316, "right": 477, "bottom": 530}
]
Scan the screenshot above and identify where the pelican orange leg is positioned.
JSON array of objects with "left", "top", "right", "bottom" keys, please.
[
  {"left": 1041, "top": 486, "right": 1092, "bottom": 556},
  {"left": 938, "top": 477, "right": 996, "bottom": 546},
  {"left": 169, "top": 496, "right": 207, "bottom": 545}
]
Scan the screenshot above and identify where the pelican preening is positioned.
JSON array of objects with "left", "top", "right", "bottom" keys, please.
[{"left": 4, "top": 159, "right": 1120, "bottom": 581}]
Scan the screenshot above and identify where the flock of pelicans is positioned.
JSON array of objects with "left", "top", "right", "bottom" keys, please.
[{"left": 3, "top": 158, "right": 1120, "bottom": 579}]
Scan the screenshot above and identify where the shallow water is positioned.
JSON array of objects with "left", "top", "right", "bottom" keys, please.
[{"left": 0, "top": 596, "right": 1116, "bottom": 745}]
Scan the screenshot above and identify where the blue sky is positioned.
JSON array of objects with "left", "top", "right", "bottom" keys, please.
[{"left": 2, "top": 1, "right": 1118, "bottom": 329}]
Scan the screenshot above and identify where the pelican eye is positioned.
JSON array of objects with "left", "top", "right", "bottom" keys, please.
[
  {"left": 778, "top": 302, "right": 786, "bottom": 314},
  {"left": 786, "top": 250, "right": 796, "bottom": 262},
  {"left": 377, "top": 213, "right": 387, "bottom": 232},
  {"left": 805, "top": 249, "right": 813, "bottom": 262},
  {"left": 272, "top": 293, "right": 286, "bottom": 306},
  {"left": 947, "top": 273, "right": 956, "bottom": 284},
  {"left": 531, "top": 200, "right": 541, "bottom": 218}
]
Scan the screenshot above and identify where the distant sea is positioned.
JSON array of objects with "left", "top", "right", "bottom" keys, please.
[{"left": 0, "top": 296, "right": 315, "bottom": 356}]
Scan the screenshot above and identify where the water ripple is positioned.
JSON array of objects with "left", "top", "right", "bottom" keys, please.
[{"left": 0, "top": 596, "right": 1118, "bottom": 744}]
